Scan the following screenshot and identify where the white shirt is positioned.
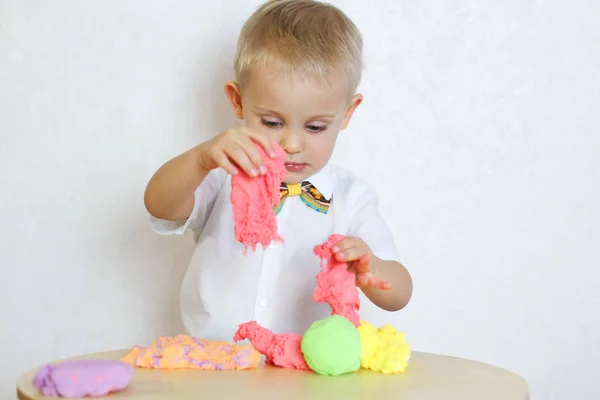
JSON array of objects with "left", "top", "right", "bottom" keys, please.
[{"left": 151, "top": 164, "right": 400, "bottom": 342}]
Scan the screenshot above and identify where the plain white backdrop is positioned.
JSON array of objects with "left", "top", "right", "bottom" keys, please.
[{"left": 1, "top": 1, "right": 599, "bottom": 399}]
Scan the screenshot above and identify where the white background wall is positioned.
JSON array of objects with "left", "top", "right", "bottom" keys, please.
[{"left": 1, "top": 1, "right": 598, "bottom": 399}]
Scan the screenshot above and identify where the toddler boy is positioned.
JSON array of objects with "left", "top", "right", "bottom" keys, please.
[{"left": 144, "top": 0, "right": 413, "bottom": 341}]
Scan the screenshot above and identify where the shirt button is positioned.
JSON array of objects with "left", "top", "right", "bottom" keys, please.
[{"left": 260, "top": 298, "right": 268, "bottom": 307}]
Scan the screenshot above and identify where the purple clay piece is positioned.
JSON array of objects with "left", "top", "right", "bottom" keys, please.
[{"left": 32, "top": 359, "right": 134, "bottom": 397}]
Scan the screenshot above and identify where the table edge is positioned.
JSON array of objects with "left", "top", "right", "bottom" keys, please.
[{"left": 16, "top": 349, "right": 530, "bottom": 399}]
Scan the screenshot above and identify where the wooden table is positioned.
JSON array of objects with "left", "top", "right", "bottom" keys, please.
[{"left": 17, "top": 350, "right": 529, "bottom": 400}]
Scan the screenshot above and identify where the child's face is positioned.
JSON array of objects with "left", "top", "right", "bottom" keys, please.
[{"left": 226, "top": 66, "right": 362, "bottom": 184}]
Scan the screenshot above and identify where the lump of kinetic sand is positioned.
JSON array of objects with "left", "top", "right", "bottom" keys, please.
[
  {"left": 313, "top": 234, "right": 361, "bottom": 326},
  {"left": 358, "top": 321, "right": 411, "bottom": 374},
  {"left": 120, "top": 334, "right": 261, "bottom": 370},
  {"left": 233, "top": 321, "right": 311, "bottom": 371},
  {"left": 230, "top": 142, "right": 286, "bottom": 253},
  {"left": 33, "top": 360, "right": 133, "bottom": 398},
  {"left": 301, "top": 315, "right": 362, "bottom": 376}
]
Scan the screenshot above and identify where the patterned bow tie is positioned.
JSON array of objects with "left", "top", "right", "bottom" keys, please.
[{"left": 275, "top": 181, "right": 331, "bottom": 215}]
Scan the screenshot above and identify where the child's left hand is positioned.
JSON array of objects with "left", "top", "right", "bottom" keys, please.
[{"left": 332, "top": 237, "right": 392, "bottom": 290}]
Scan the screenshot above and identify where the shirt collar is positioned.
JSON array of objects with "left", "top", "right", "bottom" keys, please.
[{"left": 304, "top": 164, "right": 334, "bottom": 200}]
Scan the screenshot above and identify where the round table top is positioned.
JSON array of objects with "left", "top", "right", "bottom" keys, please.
[{"left": 17, "top": 350, "right": 529, "bottom": 400}]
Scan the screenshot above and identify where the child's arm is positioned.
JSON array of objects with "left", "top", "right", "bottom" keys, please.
[
  {"left": 335, "top": 183, "right": 413, "bottom": 312},
  {"left": 364, "top": 256, "right": 412, "bottom": 311},
  {"left": 332, "top": 240, "right": 412, "bottom": 311},
  {"left": 144, "top": 146, "right": 210, "bottom": 221},
  {"left": 144, "top": 128, "right": 276, "bottom": 222}
]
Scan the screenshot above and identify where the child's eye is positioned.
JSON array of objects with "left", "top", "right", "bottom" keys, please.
[
  {"left": 306, "top": 124, "right": 327, "bottom": 133},
  {"left": 261, "top": 119, "right": 281, "bottom": 129}
]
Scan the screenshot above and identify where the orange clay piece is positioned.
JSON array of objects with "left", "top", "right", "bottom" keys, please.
[{"left": 121, "top": 334, "right": 261, "bottom": 370}]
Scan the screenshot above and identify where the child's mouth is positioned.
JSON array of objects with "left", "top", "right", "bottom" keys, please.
[{"left": 285, "top": 162, "right": 307, "bottom": 173}]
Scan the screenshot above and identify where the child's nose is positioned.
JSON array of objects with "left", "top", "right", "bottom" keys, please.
[{"left": 279, "top": 129, "right": 302, "bottom": 154}]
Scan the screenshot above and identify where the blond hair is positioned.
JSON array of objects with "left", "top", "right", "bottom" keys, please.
[{"left": 234, "top": 0, "right": 363, "bottom": 94}]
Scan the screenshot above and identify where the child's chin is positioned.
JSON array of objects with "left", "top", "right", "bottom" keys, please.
[
  {"left": 282, "top": 177, "right": 300, "bottom": 185},
  {"left": 283, "top": 171, "right": 309, "bottom": 184}
]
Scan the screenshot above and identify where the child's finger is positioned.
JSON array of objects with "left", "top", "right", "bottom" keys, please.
[
  {"left": 332, "top": 237, "right": 361, "bottom": 253},
  {"left": 238, "top": 136, "right": 267, "bottom": 175},
  {"left": 224, "top": 143, "right": 259, "bottom": 177},
  {"left": 356, "top": 272, "right": 369, "bottom": 287},
  {"left": 246, "top": 129, "right": 277, "bottom": 158},
  {"left": 367, "top": 275, "right": 392, "bottom": 290},
  {"left": 334, "top": 244, "right": 369, "bottom": 262},
  {"left": 354, "top": 254, "right": 371, "bottom": 273},
  {"left": 213, "top": 150, "right": 239, "bottom": 175}
]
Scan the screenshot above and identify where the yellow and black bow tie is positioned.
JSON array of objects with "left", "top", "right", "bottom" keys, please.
[{"left": 275, "top": 181, "right": 331, "bottom": 215}]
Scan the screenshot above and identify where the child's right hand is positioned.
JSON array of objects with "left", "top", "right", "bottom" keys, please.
[{"left": 195, "top": 127, "right": 277, "bottom": 177}]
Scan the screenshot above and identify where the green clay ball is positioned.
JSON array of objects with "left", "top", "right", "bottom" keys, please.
[{"left": 301, "top": 315, "right": 362, "bottom": 376}]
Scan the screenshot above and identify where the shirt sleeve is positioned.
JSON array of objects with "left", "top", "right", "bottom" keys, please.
[
  {"left": 150, "top": 168, "right": 228, "bottom": 235},
  {"left": 346, "top": 183, "right": 401, "bottom": 262}
]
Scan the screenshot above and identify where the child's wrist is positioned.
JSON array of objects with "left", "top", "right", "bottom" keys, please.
[{"left": 192, "top": 143, "right": 212, "bottom": 173}]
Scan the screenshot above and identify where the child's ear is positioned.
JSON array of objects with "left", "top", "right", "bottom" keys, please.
[
  {"left": 224, "top": 81, "right": 244, "bottom": 120},
  {"left": 340, "top": 93, "right": 363, "bottom": 130}
]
